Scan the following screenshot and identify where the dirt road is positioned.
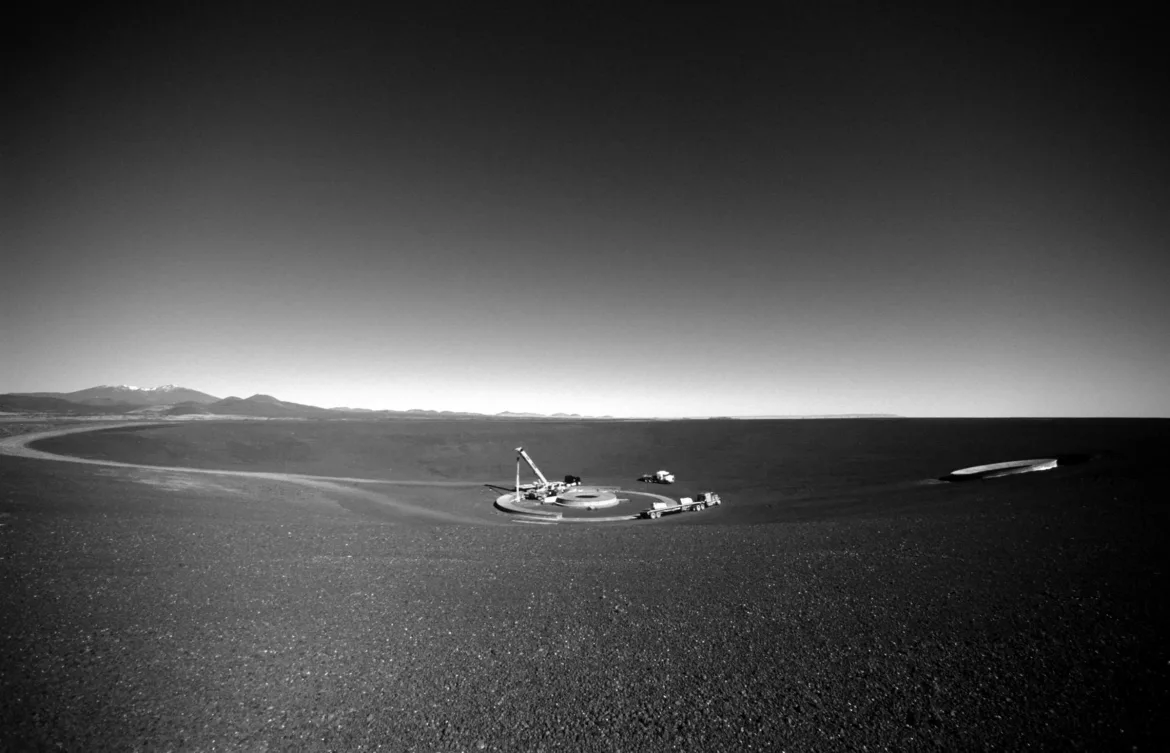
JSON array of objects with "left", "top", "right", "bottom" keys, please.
[{"left": 0, "top": 421, "right": 499, "bottom": 524}]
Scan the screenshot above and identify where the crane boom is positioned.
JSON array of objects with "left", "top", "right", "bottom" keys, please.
[{"left": 515, "top": 447, "right": 550, "bottom": 486}]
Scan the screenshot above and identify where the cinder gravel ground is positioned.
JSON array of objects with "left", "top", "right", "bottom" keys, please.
[{"left": 1, "top": 419, "right": 1167, "bottom": 751}]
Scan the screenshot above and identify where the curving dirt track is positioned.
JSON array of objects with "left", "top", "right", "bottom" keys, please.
[{"left": 0, "top": 422, "right": 501, "bottom": 525}]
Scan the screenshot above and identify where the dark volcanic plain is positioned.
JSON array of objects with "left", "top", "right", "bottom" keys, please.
[{"left": 1, "top": 418, "right": 1167, "bottom": 751}]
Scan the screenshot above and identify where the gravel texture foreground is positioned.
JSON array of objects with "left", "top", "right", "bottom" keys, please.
[{"left": 1, "top": 418, "right": 1167, "bottom": 751}]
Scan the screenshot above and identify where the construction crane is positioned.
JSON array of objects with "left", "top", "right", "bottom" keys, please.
[
  {"left": 516, "top": 447, "right": 551, "bottom": 488},
  {"left": 515, "top": 447, "right": 581, "bottom": 500}
]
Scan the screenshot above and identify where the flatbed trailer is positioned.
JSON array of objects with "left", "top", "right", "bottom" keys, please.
[{"left": 641, "top": 492, "right": 722, "bottom": 519}]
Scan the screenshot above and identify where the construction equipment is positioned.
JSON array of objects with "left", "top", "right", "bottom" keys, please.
[
  {"left": 638, "top": 470, "right": 675, "bottom": 484},
  {"left": 515, "top": 447, "right": 579, "bottom": 501},
  {"left": 641, "top": 491, "right": 722, "bottom": 519}
]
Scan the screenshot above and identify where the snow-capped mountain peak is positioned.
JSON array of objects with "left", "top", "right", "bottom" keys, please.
[{"left": 61, "top": 384, "right": 221, "bottom": 405}]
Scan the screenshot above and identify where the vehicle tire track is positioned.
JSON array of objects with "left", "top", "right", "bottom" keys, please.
[{"left": 0, "top": 421, "right": 499, "bottom": 524}]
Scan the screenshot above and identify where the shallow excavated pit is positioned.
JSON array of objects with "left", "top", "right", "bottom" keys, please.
[
  {"left": 554, "top": 488, "right": 620, "bottom": 509},
  {"left": 939, "top": 454, "right": 1094, "bottom": 482}
]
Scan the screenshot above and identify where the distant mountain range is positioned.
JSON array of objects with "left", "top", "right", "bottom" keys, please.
[
  {"left": 1, "top": 384, "right": 600, "bottom": 420},
  {"left": 496, "top": 411, "right": 586, "bottom": 418},
  {"left": 172, "top": 394, "right": 338, "bottom": 418},
  {"left": 16, "top": 384, "right": 220, "bottom": 407},
  {"left": 706, "top": 414, "right": 902, "bottom": 420},
  {"left": 1, "top": 384, "right": 898, "bottom": 420}
]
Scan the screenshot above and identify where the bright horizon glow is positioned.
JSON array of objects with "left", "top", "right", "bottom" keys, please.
[
  {"left": 5, "top": 7, "right": 1168, "bottom": 419},
  {"left": 3, "top": 375, "right": 1165, "bottom": 419}
]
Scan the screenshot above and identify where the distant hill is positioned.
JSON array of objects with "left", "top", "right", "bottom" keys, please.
[
  {"left": 0, "top": 394, "right": 136, "bottom": 414},
  {"left": 5, "top": 384, "right": 615, "bottom": 419},
  {"left": 397, "top": 408, "right": 494, "bottom": 418},
  {"left": 19, "top": 384, "right": 220, "bottom": 407},
  {"left": 497, "top": 411, "right": 566, "bottom": 418},
  {"left": 727, "top": 414, "right": 904, "bottom": 420},
  {"left": 163, "top": 402, "right": 212, "bottom": 416},
  {"left": 205, "top": 394, "right": 335, "bottom": 418}
]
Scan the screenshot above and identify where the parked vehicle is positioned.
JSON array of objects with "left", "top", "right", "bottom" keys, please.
[{"left": 638, "top": 470, "right": 675, "bottom": 484}]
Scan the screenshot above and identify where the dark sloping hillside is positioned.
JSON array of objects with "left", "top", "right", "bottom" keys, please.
[
  {"left": 68, "top": 386, "right": 219, "bottom": 406},
  {"left": 71, "top": 397, "right": 138, "bottom": 407},
  {"left": 163, "top": 402, "right": 212, "bottom": 416},
  {"left": 0, "top": 394, "right": 135, "bottom": 414},
  {"left": 17, "top": 385, "right": 220, "bottom": 406},
  {"left": 207, "top": 394, "right": 335, "bottom": 418}
]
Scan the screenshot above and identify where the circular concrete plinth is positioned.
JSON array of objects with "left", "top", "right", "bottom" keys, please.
[
  {"left": 495, "top": 489, "right": 675, "bottom": 523},
  {"left": 495, "top": 492, "right": 562, "bottom": 519},
  {"left": 943, "top": 458, "right": 1058, "bottom": 481},
  {"left": 555, "top": 488, "right": 620, "bottom": 508}
]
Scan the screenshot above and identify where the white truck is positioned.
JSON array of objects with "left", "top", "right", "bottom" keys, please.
[
  {"left": 638, "top": 470, "right": 676, "bottom": 484},
  {"left": 641, "top": 491, "right": 722, "bottom": 519}
]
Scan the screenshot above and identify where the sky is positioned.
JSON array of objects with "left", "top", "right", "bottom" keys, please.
[{"left": 4, "top": 4, "right": 1168, "bottom": 417}]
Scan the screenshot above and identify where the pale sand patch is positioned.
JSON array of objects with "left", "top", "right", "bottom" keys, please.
[{"left": 131, "top": 472, "right": 246, "bottom": 496}]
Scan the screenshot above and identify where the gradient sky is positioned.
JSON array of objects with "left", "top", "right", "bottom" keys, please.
[{"left": 4, "top": 5, "right": 1168, "bottom": 417}]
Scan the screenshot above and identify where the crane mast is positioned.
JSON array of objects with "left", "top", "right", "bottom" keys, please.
[{"left": 515, "top": 447, "right": 550, "bottom": 487}]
